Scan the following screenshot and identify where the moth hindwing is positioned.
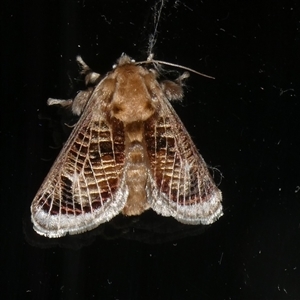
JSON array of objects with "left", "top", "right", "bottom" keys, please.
[{"left": 31, "top": 54, "right": 222, "bottom": 238}]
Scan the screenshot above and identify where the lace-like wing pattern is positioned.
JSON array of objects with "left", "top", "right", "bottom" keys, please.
[
  {"left": 145, "top": 100, "right": 222, "bottom": 224},
  {"left": 31, "top": 55, "right": 222, "bottom": 238}
]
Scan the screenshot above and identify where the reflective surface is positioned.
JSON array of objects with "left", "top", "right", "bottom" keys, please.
[{"left": 2, "top": 0, "right": 300, "bottom": 299}]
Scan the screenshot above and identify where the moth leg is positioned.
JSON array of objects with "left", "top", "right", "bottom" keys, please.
[
  {"left": 76, "top": 56, "right": 101, "bottom": 86},
  {"left": 161, "top": 72, "right": 190, "bottom": 101},
  {"left": 175, "top": 71, "right": 190, "bottom": 85},
  {"left": 47, "top": 98, "right": 73, "bottom": 107},
  {"left": 71, "top": 88, "right": 93, "bottom": 115},
  {"left": 47, "top": 87, "right": 93, "bottom": 116}
]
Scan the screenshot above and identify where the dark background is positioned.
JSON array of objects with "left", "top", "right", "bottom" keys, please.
[{"left": 2, "top": 0, "right": 300, "bottom": 299}]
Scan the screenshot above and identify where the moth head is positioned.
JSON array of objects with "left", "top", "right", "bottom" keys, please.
[{"left": 113, "top": 53, "right": 136, "bottom": 69}]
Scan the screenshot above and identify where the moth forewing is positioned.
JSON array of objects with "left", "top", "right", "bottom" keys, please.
[
  {"left": 144, "top": 91, "right": 222, "bottom": 224},
  {"left": 31, "top": 54, "right": 222, "bottom": 238}
]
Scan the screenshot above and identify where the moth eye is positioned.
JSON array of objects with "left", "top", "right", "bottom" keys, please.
[
  {"left": 131, "top": 59, "right": 136, "bottom": 63},
  {"left": 112, "top": 64, "right": 117, "bottom": 69}
]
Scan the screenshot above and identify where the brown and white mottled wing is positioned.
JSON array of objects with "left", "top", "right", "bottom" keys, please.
[
  {"left": 31, "top": 96, "right": 127, "bottom": 238},
  {"left": 145, "top": 98, "right": 223, "bottom": 225}
]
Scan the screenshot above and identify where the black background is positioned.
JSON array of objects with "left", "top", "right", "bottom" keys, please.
[{"left": 2, "top": 0, "right": 300, "bottom": 299}]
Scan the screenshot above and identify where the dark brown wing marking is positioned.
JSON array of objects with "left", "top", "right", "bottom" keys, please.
[
  {"left": 145, "top": 98, "right": 222, "bottom": 224},
  {"left": 31, "top": 106, "right": 127, "bottom": 237}
]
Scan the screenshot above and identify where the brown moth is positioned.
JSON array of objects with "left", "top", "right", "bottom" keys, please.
[{"left": 31, "top": 54, "right": 222, "bottom": 238}]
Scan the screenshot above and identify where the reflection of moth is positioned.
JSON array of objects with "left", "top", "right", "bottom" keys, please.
[{"left": 31, "top": 54, "right": 222, "bottom": 238}]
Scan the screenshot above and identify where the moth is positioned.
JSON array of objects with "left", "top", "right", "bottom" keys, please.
[{"left": 31, "top": 54, "right": 222, "bottom": 238}]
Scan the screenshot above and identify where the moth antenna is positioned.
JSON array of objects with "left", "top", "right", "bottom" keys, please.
[{"left": 137, "top": 54, "right": 215, "bottom": 79}]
